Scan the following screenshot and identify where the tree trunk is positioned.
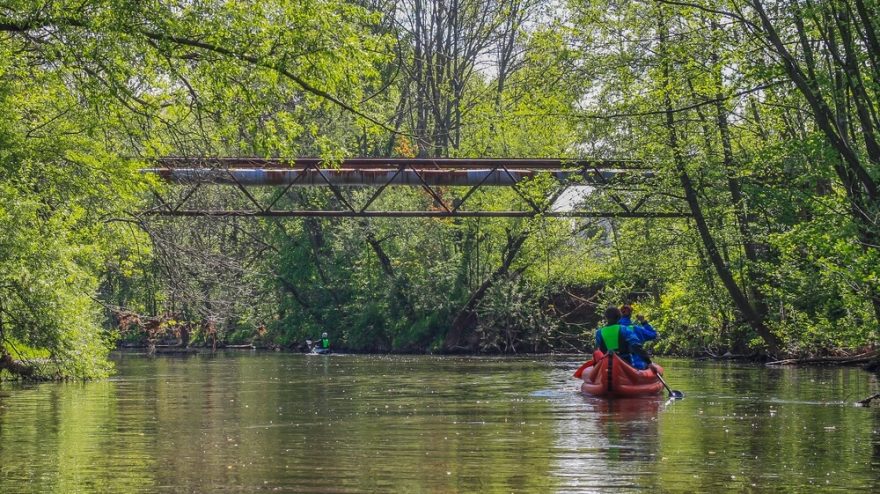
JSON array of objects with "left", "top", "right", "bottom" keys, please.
[
  {"left": 659, "top": 9, "right": 781, "bottom": 355},
  {"left": 361, "top": 220, "right": 416, "bottom": 321},
  {"left": 444, "top": 230, "right": 528, "bottom": 351}
]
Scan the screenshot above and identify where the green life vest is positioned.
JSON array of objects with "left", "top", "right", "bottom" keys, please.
[
  {"left": 598, "top": 324, "right": 624, "bottom": 353},
  {"left": 320, "top": 338, "right": 330, "bottom": 349}
]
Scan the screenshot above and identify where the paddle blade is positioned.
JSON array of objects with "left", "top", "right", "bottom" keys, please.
[{"left": 655, "top": 371, "right": 684, "bottom": 399}]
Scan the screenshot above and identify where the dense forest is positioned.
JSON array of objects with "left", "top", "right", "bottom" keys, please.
[{"left": 1, "top": 0, "right": 878, "bottom": 378}]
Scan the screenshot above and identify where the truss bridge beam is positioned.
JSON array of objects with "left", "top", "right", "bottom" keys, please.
[
  {"left": 144, "top": 167, "right": 630, "bottom": 187},
  {"left": 141, "top": 157, "right": 688, "bottom": 219},
  {"left": 154, "top": 157, "right": 645, "bottom": 170}
]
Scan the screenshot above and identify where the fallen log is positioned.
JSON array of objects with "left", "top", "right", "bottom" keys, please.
[
  {"left": 766, "top": 350, "right": 879, "bottom": 366},
  {"left": 856, "top": 393, "right": 880, "bottom": 407},
  {"left": 703, "top": 351, "right": 758, "bottom": 361},
  {"left": 154, "top": 347, "right": 199, "bottom": 354}
]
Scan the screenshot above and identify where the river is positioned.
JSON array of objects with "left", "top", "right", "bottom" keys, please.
[{"left": 1, "top": 352, "right": 878, "bottom": 492}]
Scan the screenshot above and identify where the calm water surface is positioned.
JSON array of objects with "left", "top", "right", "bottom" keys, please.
[{"left": 1, "top": 352, "right": 879, "bottom": 493}]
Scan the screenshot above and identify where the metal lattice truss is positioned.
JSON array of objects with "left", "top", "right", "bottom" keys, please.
[{"left": 142, "top": 158, "right": 689, "bottom": 218}]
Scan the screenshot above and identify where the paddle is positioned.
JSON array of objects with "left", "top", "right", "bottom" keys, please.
[{"left": 651, "top": 364, "right": 684, "bottom": 398}]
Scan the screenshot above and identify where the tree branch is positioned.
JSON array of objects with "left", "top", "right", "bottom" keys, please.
[{"left": 0, "top": 17, "right": 401, "bottom": 134}]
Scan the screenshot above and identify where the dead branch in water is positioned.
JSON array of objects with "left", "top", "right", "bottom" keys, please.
[
  {"left": 857, "top": 393, "right": 880, "bottom": 407},
  {"left": 766, "top": 350, "right": 879, "bottom": 366}
]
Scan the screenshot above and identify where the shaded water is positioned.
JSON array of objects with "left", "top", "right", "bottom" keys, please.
[{"left": 1, "top": 352, "right": 879, "bottom": 492}]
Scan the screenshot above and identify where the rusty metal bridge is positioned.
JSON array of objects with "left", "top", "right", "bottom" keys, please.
[{"left": 143, "top": 157, "right": 688, "bottom": 218}]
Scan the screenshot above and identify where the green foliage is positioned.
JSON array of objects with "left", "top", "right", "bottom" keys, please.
[
  {"left": 0, "top": 48, "right": 146, "bottom": 377},
  {"left": 3, "top": 0, "right": 880, "bottom": 374},
  {"left": 474, "top": 281, "right": 561, "bottom": 354}
]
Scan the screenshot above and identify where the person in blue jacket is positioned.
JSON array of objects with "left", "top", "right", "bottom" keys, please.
[
  {"left": 619, "top": 305, "right": 657, "bottom": 369},
  {"left": 595, "top": 306, "right": 653, "bottom": 369}
]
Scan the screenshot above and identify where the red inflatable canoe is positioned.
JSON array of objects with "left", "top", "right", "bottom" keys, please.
[{"left": 577, "top": 351, "right": 664, "bottom": 397}]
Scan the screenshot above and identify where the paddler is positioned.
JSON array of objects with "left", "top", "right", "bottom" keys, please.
[
  {"left": 619, "top": 304, "right": 657, "bottom": 369},
  {"left": 595, "top": 306, "right": 653, "bottom": 369},
  {"left": 315, "top": 332, "right": 330, "bottom": 351}
]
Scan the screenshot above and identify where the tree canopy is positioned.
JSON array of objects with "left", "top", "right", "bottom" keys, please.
[{"left": 1, "top": 0, "right": 879, "bottom": 378}]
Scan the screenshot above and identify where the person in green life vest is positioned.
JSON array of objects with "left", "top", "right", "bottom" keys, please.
[
  {"left": 306, "top": 333, "right": 331, "bottom": 353},
  {"left": 306, "top": 333, "right": 331, "bottom": 352},
  {"left": 595, "top": 306, "right": 653, "bottom": 369},
  {"left": 317, "top": 332, "right": 330, "bottom": 350}
]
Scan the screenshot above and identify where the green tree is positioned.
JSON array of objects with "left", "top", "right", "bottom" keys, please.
[{"left": 0, "top": 0, "right": 388, "bottom": 377}]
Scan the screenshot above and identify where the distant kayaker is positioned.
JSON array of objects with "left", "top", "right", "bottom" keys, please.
[
  {"left": 308, "top": 332, "right": 331, "bottom": 353},
  {"left": 595, "top": 306, "right": 653, "bottom": 369},
  {"left": 619, "top": 305, "right": 657, "bottom": 369}
]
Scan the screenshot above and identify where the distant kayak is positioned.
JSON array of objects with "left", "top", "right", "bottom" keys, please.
[
  {"left": 310, "top": 347, "right": 331, "bottom": 355},
  {"left": 578, "top": 351, "right": 664, "bottom": 397}
]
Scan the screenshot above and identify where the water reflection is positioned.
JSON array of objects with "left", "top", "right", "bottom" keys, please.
[
  {"left": 552, "top": 396, "right": 663, "bottom": 492},
  {"left": 0, "top": 353, "right": 878, "bottom": 493}
]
